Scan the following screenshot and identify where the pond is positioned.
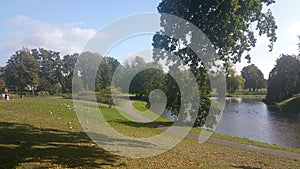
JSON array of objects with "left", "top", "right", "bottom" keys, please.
[{"left": 215, "top": 97, "right": 300, "bottom": 148}]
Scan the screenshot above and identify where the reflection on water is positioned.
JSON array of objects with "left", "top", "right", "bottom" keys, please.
[{"left": 215, "top": 97, "right": 300, "bottom": 148}]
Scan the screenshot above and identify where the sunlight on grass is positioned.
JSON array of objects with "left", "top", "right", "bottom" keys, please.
[
  {"left": 0, "top": 97, "right": 299, "bottom": 168},
  {"left": 132, "top": 101, "right": 170, "bottom": 123}
]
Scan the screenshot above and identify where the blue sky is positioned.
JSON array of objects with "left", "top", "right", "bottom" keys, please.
[{"left": 1, "top": 0, "right": 300, "bottom": 78}]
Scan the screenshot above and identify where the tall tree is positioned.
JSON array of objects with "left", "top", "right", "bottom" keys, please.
[
  {"left": 241, "top": 64, "right": 265, "bottom": 92},
  {"left": 129, "top": 68, "right": 165, "bottom": 98},
  {"left": 266, "top": 54, "right": 300, "bottom": 103},
  {"left": 152, "top": 0, "right": 277, "bottom": 126},
  {"left": 226, "top": 67, "right": 245, "bottom": 94},
  {"left": 96, "top": 59, "right": 112, "bottom": 90},
  {"left": 62, "top": 53, "right": 79, "bottom": 92},
  {"left": 32, "top": 48, "right": 64, "bottom": 94},
  {"left": 4, "top": 49, "right": 39, "bottom": 97},
  {"left": 76, "top": 52, "right": 103, "bottom": 91}
]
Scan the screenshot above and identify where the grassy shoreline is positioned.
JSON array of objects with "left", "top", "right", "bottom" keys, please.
[
  {"left": 1, "top": 97, "right": 299, "bottom": 168},
  {"left": 131, "top": 100, "right": 300, "bottom": 153}
]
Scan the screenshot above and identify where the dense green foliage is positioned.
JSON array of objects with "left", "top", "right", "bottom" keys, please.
[
  {"left": 3, "top": 49, "right": 39, "bottom": 97},
  {"left": 153, "top": 0, "right": 277, "bottom": 64},
  {"left": 1, "top": 48, "right": 121, "bottom": 97},
  {"left": 152, "top": 0, "right": 277, "bottom": 126},
  {"left": 241, "top": 64, "right": 265, "bottom": 92},
  {"left": 266, "top": 54, "right": 300, "bottom": 103},
  {"left": 226, "top": 66, "right": 245, "bottom": 94}
]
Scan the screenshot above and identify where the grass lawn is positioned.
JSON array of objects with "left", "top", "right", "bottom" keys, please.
[
  {"left": 228, "top": 88, "right": 267, "bottom": 97},
  {"left": 132, "top": 101, "right": 170, "bottom": 122},
  {"left": 0, "top": 97, "right": 299, "bottom": 168}
]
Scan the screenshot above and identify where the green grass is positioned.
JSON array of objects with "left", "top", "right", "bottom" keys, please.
[
  {"left": 132, "top": 101, "right": 171, "bottom": 123},
  {"left": 277, "top": 94, "right": 300, "bottom": 112},
  {"left": 0, "top": 97, "right": 299, "bottom": 168},
  {"left": 231, "top": 88, "right": 267, "bottom": 96},
  {"left": 132, "top": 100, "right": 148, "bottom": 112}
]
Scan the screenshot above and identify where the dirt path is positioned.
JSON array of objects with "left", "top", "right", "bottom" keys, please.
[{"left": 118, "top": 101, "right": 300, "bottom": 160}]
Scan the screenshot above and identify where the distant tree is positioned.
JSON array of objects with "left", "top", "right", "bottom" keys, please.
[
  {"left": 241, "top": 64, "right": 265, "bottom": 92},
  {"left": 0, "top": 79, "right": 5, "bottom": 92},
  {"left": 76, "top": 52, "right": 103, "bottom": 90},
  {"left": 96, "top": 59, "right": 112, "bottom": 90},
  {"left": 95, "top": 56, "right": 121, "bottom": 91},
  {"left": 0, "top": 66, "right": 5, "bottom": 91},
  {"left": 226, "top": 67, "right": 245, "bottom": 94},
  {"left": 4, "top": 49, "right": 39, "bottom": 97},
  {"left": 62, "top": 53, "right": 79, "bottom": 92},
  {"left": 130, "top": 68, "right": 165, "bottom": 98},
  {"left": 122, "top": 56, "right": 165, "bottom": 98},
  {"left": 104, "top": 56, "right": 120, "bottom": 73},
  {"left": 32, "top": 48, "right": 64, "bottom": 94},
  {"left": 266, "top": 54, "right": 300, "bottom": 103}
]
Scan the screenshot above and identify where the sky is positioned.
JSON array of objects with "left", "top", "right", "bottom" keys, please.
[{"left": 1, "top": 0, "right": 300, "bottom": 79}]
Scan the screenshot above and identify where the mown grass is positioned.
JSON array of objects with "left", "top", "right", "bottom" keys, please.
[
  {"left": 0, "top": 97, "right": 299, "bottom": 168},
  {"left": 132, "top": 100, "right": 148, "bottom": 112},
  {"left": 132, "top": 101, "right": 170, "bottom": 123},
  {"left": 229, "top": 88, "right": 267, "bottom": 96}
]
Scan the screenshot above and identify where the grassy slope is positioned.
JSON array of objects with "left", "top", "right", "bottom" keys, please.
[
  {"left": 132, "top": 101, "right": 170, "bottom": 122},
  {"left": 0, "top": 97, "right": 299, "bottom": 168}
]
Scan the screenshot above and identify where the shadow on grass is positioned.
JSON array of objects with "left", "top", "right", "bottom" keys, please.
[
  {"left": 113, "top": 120, "right": 174, "bottom": 128},
  {"left": 0, "top": 122, "right": 124, "bottom": 169},
  {"left": 232, "top": 166, "right": 261, "bottom": 169}
]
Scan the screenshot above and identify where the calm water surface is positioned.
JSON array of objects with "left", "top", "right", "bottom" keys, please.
[{"left": 215, "top": 97, "right": 300, "bottom": 148}]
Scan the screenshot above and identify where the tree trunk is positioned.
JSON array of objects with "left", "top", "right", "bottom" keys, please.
[
  {"left": 20, "top": 89, "right": 23, "bottom": 98},
  {"left": 31, "top": 85, "right": 35, "bottom": 95}
]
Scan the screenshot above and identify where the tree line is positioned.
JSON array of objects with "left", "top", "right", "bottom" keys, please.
[
  {"left": 265, "top": 48, "right": 300, "bottom": 103},
  {"left": 0, "top": 48, "right": 123, "bottom": 97}
]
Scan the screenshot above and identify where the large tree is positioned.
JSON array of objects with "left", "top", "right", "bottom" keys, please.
[
  {"left": 4, "top": 49, "right": 39, "bottom": 97},
  {"left": 96, "top": 59, "right": 112, "bottom": 91},
  {"left": 129, "top": 68, "right": 165, "bottom": 98},
  {"left": 152, "top": 0, "right": 277, "bottom": 126},
  {"left": 266, "top": 54, "right": 300, "bottom": 103},
  {"left": 76, "top": 52, "right": 103, "bottom": 91},
  {"left": 226, "top": 67, "right": 245, "bottom": 94},
  {"left": 61, "top": 53, "right": 80, "bottom": 92},
  {"left": 241, "top": 64, "right": 265, "bottom": 92},
  {"left": 32, "top": 48, "right": 64, "bottom": 94}
]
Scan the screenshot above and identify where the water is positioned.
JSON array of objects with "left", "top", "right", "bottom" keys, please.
[{"left": 215, "top": 97, "right": 300, "bottom": 148}]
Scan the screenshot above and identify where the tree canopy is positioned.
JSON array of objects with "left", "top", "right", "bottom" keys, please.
[
  {"left": 152, "top": 0, "right": 277, "bottom": 126},
  {"left": 226, "top": 66, "right": 245, "bottom": 94},
  {"left": 241, "top": 64, "right": 265, "bottom": 92},
  {"left": 266, "top": 54, "right": 300, "bottom": 103},
  {"left": 3, "top": 49, "right": 39, "bottom": 97},
  {"left": 153, "top": 0, "right": 277, "bottom": 64}
]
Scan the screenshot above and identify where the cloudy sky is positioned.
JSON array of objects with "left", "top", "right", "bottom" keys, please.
[{"left": 0, "top": 0, "right": 300, "bottom": 78}]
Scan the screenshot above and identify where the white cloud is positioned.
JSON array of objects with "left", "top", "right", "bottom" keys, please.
[
  {"left": 3, "top": 15, "right": 99, "bottom": 58},
  {"left": 282, "top": 22, "right": 300, "bottom": 55}
]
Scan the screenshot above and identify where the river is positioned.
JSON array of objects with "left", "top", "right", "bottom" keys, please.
[{"left": 215, "top": 97, "right": 300, "bottom": 148}]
